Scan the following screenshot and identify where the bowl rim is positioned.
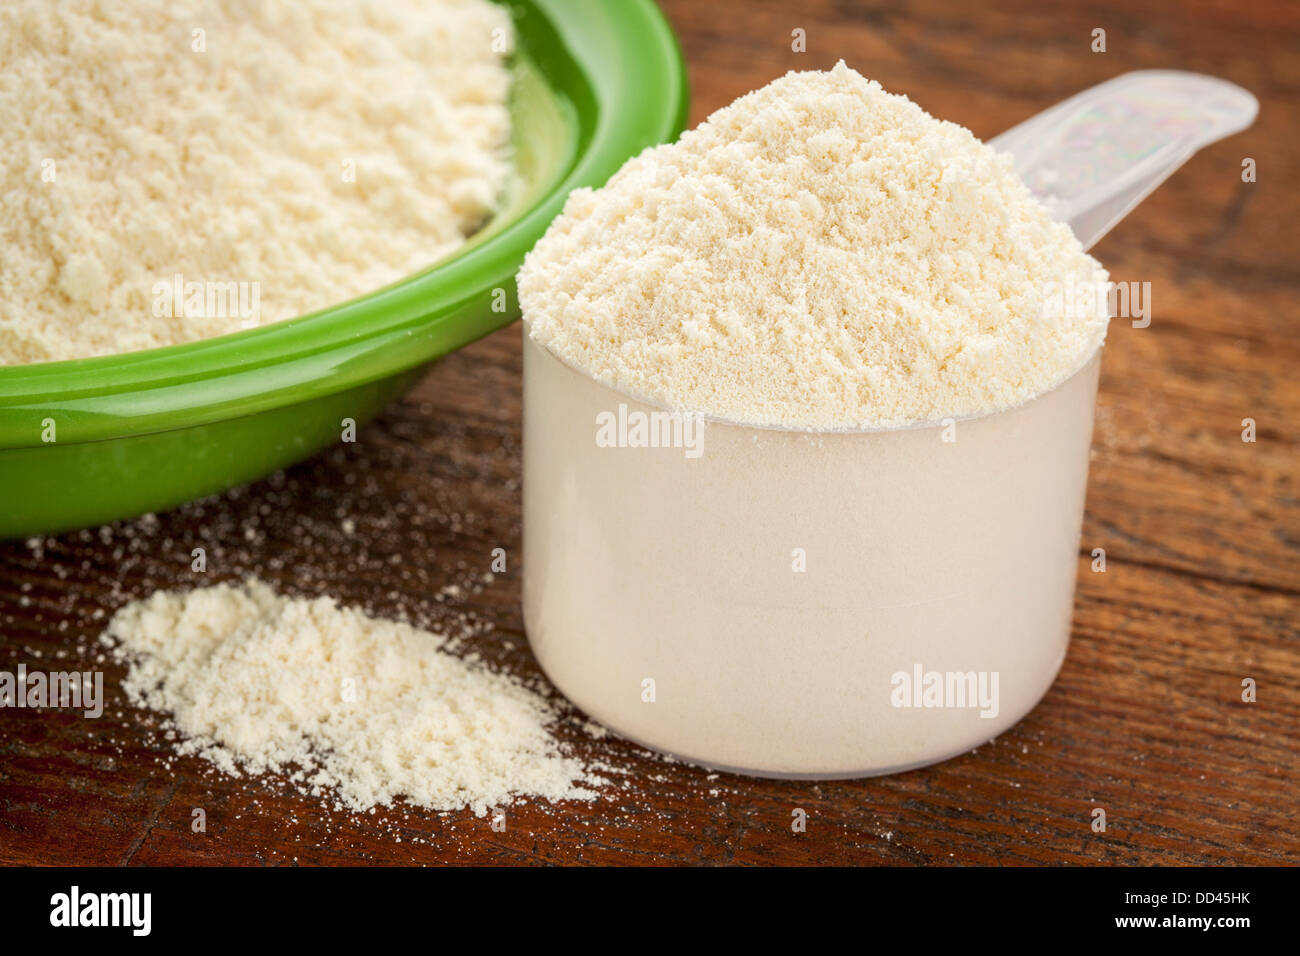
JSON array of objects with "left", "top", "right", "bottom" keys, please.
[{"left": 0, "top": 0, "right": 689, "bottom": 449}]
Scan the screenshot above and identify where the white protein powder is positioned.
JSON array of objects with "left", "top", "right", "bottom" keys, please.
[
  {"left": 0, "top": 0, "right": 512, "bottom": 365},
  {"left": 104, "top": 580, "right": 600, "bottom": 815},
  {"left": 519, "top": 61, "right": 1109, "bottom": 430}
]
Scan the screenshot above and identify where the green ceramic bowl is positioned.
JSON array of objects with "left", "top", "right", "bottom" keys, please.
[{"left": 0, "top": 0, "right": 687, "bottom": 540}]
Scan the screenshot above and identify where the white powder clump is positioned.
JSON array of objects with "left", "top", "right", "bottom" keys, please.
[
  {"left": 519, "top": 61, "right": 1110, "bottom": 429},
  {"left": 103, "top": 580, "right": 599, "bottom": 816},
  {"left": 0, "top": 0, "right": 512, "bottom": 365}
]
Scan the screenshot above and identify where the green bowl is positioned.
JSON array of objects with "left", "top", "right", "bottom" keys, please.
[{"left": 0, "top": 0, "right": 687, "bottom": 540}]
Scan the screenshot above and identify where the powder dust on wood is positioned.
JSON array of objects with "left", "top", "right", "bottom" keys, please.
[{"left": 102, "top": 579, "right": 601, "bottom": 816}]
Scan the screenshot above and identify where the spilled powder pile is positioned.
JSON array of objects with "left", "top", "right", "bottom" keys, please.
[
  {"left": 103, "top": 580, "right": 599, "bottom": 816},
  {"left": 0, "top": 0, "right": 512, "bottom": 365},
  {"left": 519, "top": 61, "right": 1110, "bottom": 429}
]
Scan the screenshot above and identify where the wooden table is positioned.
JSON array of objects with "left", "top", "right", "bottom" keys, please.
[{"left": 2, "top": 0, "right": 1296, "bottom": 866}]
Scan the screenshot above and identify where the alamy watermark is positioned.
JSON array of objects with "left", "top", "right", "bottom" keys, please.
[
  {"left": 49, "top": 886, "right": 150, "bottom": 936},
  {"left": 0, "top": 664, "right": 103, "bottom": 718},
  {"left": 1040, "top": 278, "right": 1152, "bottom": 328},
  {"left": 152, "top": 273, "right": 261, "bottom": 328},
  {"left": 595, "top": 403, "right": 705, "bottom": 459},
  {"left": 890, "top": 663, "right": 999, "bottom": 718}
]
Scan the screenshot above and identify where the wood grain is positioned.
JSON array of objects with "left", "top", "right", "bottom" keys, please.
[{"left": 1, "top": 0, "right": 1297, "bottom": 866}]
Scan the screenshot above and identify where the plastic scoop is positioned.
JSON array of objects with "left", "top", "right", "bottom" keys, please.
[
  {"left": 990, "top": 70, "right": 1258, "bottom": 250},
  {"left": 521, "top": 68, "right": 1261, "bottom": 779}
]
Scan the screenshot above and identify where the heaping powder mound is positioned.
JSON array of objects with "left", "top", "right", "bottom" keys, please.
[
  {"left": 103, "top": 580, "right": 600, "bottom": 815},
  {"left": 519, "top": 61, "right": 1110, "bottom": 429},
  {"left": 0, "top": 0, "right": 512, "bottom": 365}
]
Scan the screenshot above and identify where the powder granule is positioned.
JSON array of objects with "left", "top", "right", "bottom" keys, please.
[
  {"left": 0, "top": 0, "right": 512, "bottom": 365},
  {"left": 103, "top": 580, "right": 599, "bottom": 816},
  {"left": 519, "top": 61, "right": 1110, "bottom": 429}
]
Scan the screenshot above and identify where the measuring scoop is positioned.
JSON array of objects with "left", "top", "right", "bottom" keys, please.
[{"left": 521, "top": 68, "right": 1259, "bottom": 778}]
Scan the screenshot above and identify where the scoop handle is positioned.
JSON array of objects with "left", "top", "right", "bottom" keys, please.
[{"left": 989, "top": 70, "right": 1258, "bottom": 250}]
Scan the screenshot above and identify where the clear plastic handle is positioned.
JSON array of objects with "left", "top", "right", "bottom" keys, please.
[{"left": 990, "top": 70, "right": 1258, "bottom": 250}]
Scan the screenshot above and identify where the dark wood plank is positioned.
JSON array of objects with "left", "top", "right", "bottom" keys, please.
[{"left": 2, "top": 0, "right": 1297, "bottom": 866}]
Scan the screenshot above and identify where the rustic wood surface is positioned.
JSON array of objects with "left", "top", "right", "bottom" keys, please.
[{"left": 1, "top": 0, "right": 1297, "bottom": 866}]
